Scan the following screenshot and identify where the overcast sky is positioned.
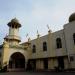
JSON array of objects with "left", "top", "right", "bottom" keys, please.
[{"left": 0, "top": 0, "right": 75, "bottom": 44}]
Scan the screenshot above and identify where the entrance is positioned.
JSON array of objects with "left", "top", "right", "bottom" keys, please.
[
  {"left": 43, "top": 59, "right": 48, "bottom": 69},
  {"left": 57, "top": 57, "right": 64, "bottom": 69},
  {"left": 26, "top": 59, "right": 36, "bottom": 71},
  {"left": 9, "top": 52, "right": 25, "bottom": 71}
]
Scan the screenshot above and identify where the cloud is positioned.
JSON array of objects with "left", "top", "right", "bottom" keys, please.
[{"left": 0, "top": 0, "right": 75, "bottom": 43}]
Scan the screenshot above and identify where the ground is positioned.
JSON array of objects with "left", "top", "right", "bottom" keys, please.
[{"left": 0, "top": 72, "right": 75, "bottom": 75}]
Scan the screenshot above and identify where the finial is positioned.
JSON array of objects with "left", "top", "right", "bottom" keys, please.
[
  {"left": 26, "top": 33, "right": 30, "bottom": 42},
  {"left": 47, "top": 24, "right": 51, "bottom": 33},
  {"left": 28, "top": 37, "right": 31, "bottom": 42},
  {"left": 11, "top": 17, "right": 19, "bottom": 23},
  {"left": 47, "top": 24, "right": 50, "bottom": 30},
  {"left": 37, "top": 30, "right": 40, "bottom": 38}
]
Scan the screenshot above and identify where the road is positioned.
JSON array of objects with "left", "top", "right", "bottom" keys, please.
[{"left": 0, "top": 71, "right": 75, "bottom": 75}]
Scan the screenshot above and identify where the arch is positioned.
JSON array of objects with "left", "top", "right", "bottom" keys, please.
[
  {"left": 56, "top": 38, "right": 62, "bottom": 49},
  {"left": 43, "top": 42, "right": 47, "bottom": 51},
  {"left": 73, "top": 33, "right": 75, "bottom": 44},
  {"left": 32, "top": 45, "right": 36, "bottom": 53},
  {"left": 9, "top": 52, "right": 25, "bottom": 71}
]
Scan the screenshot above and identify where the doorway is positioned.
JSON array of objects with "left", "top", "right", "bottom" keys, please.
[
  {"left": 43, "top": 58, "right": 48, "bottom": 69},
  {"left": 9, "top": 52, "right": 25, "bottom": 71},
  {"left": 57, "top": 57, "right": 64, "bottom": 69}
]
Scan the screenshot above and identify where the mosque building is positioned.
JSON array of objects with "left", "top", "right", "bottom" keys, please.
[{"left": 0, "top": 13, "right": 75, "bottom": 71}]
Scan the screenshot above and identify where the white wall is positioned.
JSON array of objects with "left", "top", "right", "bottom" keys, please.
[
  {"left": 64, "top": 21, "right": 75, "bottom": 55},
  {"left": 52, "top": 30, "right": 67, "bottom": 56}
]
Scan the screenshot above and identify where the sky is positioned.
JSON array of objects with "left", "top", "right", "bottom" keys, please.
[{"left": 0, "top": 0, "right": 75, "bottom": 44}]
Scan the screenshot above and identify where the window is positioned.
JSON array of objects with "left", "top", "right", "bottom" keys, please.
[
  {"left": 43, "top": 42, "right": 47, "bottom": 51},
  {"left": 56, "top": 38, "right": 62, "bottom": 49},
  {"left": 0, "top": 62, "right": 1, "bottom": 66},
  {"left": 70, "top": 56, "right": 74, "bottom": 61},
  {"left": 32, "top": 60, "right": 36, "bottom": 69},
  {"left": 43, "top": 58, "right": 48, "bottom": 69},
  {"left": 73, "top": 33, "right": 75, "bottom": 44},
  {"left": 0, "top": 53, "right": 1, "bottom": 57},
  {"left": 32, "top": 45, "right": 36, "bottom": 53}
]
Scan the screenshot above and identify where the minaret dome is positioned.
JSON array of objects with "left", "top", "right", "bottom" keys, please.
[
  {"left": 69, "top": 13, "right": 75, "bottom": 22},
  {"left": 4, "top": 18, "right": 21, "bottom": 45},
  {"left": 7, "top": 18, "right": 21, "bottom": 28}
]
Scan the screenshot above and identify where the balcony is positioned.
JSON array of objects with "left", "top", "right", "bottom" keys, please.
[{"left": 4, "top": 35, "right": 21, "bottom": 42}]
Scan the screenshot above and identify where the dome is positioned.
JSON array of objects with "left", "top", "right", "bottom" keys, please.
[
  {"left": 69, "top": 13, "right": 75, "bottom": 22},
  {"left": 7, "top": 18, "right": 21, "bottom": 28},
  {"left": 11, "top": 18, "right": 19, "bottom": 23}
]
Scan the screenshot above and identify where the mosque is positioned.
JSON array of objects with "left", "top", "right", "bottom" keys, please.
[{"left": 0, "top": 13, "right": 75, "bottom": 71}]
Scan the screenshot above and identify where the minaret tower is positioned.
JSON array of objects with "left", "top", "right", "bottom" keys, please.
[{"left": 4, "top": 18, "right": 21, "bottom": 45}]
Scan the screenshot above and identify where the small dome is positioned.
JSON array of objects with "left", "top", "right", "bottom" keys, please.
[
  {"left": 7, "top": 18, "right": 21, "bottom": 28},
  {"left": 11, "top": 18, "right": 19, "bottom": 23},
  {"left": 69, "top": 13, "right": 75, "bottom": 22}
]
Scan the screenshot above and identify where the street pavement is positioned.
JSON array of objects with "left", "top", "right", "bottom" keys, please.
[{"left": 0, "top": 71, "right": 75, "bottom": 75}]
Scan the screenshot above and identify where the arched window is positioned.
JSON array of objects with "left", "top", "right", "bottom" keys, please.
[
  {"left": 32, "top": 45, "right": 36, "bottom": 53},
  {"left": 0, "top": 53, "right": 1, "bottom": 57},
  {"left": 43, "top": 42, "right": 47, "bottom": 51},
  {"left": 56, "top": 38, "right": 62, "bottom": 49},
  {"left": 73, "top": 33, "right": 75, "bottom": 44}
]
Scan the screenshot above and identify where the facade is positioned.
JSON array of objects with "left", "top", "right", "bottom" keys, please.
[{"left": 0, "top": 13, "right": 75, "bottom": 71}]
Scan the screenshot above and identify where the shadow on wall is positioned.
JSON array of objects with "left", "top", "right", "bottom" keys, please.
[
  {"left": 0, "top": 61, "right": 7, "bottom": 72},
  {"left": 0, "top": 65, "right": 7, "bottom": 72}
]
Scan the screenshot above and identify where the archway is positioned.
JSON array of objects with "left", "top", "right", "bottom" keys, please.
[{"left": 9, "top": 52, "right": 25, "bottom": 71}]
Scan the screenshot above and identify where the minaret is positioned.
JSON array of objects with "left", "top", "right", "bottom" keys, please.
[{"left": 4, "top": 18, "right": 21, "bottom": 45}]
